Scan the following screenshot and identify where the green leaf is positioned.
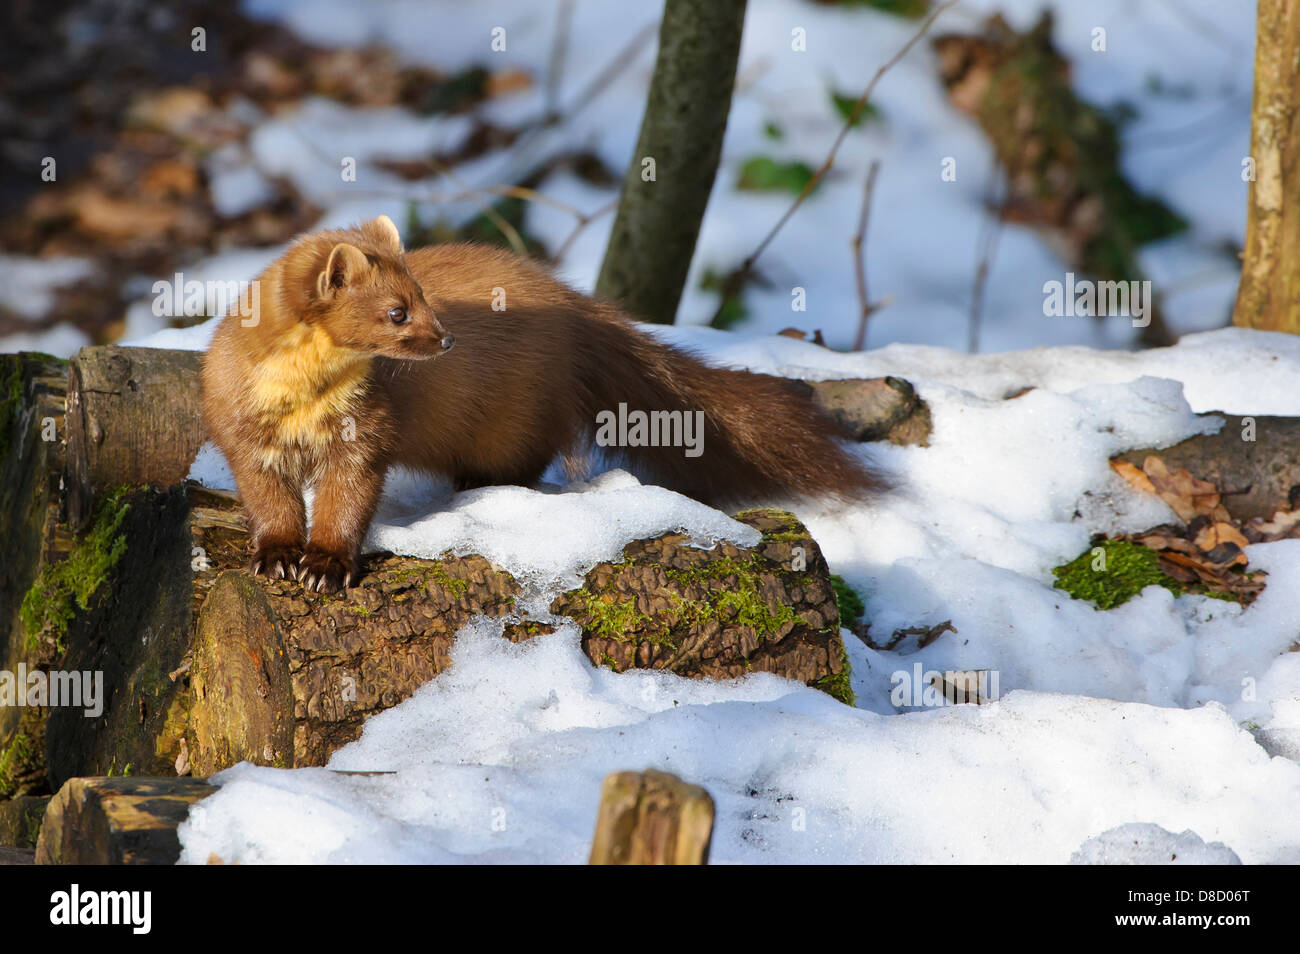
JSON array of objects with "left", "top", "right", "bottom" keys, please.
[
  {"left": 830, "top": 91, "right": 882, "bottom": 128},
  {"left": 736, "top": 156, "right": 818, "bottom": 195}
]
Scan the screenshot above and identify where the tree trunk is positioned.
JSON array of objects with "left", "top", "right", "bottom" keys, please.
[
  {"left": 594, "top": 0, "right": 748, "bottom": 323},
  {"left": 1233, "top": 0, "right": 1300, "bottom": 331}
]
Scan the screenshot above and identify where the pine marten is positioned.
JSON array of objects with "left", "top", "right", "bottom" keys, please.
[{"left": 200, "top": 215, "right": 881, "bottom": 592}]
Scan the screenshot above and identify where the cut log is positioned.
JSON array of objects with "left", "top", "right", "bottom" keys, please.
[
  {"left": 553, "top": 507, "right": 855, "bottom": 704},
  {"left": 189, "top": 573, "right": 293, "bottom": 776},
  {"left": 800, "top": 375, "right": 931, "bottom": 446},
  {"left": 64, "top": 345, "right": 206, "bottom": 531},
  {"left": 589, "top": 769, "right": 714, "bottom": 865},
  {"left": 35, "top": 776, "right": 217, "bottom": 864}
]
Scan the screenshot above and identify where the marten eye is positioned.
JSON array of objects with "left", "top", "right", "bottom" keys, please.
[{"left": 388, "top": 307, "right": 409, "bottom": 325}]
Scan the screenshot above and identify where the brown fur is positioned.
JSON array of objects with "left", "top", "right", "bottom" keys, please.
[{"left": 201, "top": 216, "right": 883, "bottom": 592}]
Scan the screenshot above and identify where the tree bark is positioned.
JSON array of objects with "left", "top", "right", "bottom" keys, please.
[
  {"left": 1233, "top": 0, "right": 1300, "bottom": 331},
  {"left": 594, "top": 0, "right": 748, "bottom": 323}
]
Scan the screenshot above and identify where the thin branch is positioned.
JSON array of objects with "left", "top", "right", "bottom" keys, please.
[
  {"left": 551, "top": 198, "right": 619, "bottom": 264},
  {"left": 851, "top": 159, "right": 883, "bottom": 351},
  {"left": 710, "top": 0, "right": 957, "bottom": 325},
  {"left": 968, "top": 164, "right": 1005, "bottom": 354},
  {"left": 544, "top": 0, "right": 575, "bottom": 122}
]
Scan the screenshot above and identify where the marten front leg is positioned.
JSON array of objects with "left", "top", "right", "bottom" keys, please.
[
  {"left": 233, "top": 460, "right": 306, "bottom": 580},
  {"left": 299, "top": 453, "right": 386, "bottom": 593}
]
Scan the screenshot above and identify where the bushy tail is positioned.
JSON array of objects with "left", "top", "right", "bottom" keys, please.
[{"left": 569, "top": 312, "right": 885, "bottom": 506}]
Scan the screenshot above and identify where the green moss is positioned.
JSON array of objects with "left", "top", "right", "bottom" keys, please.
[
  {"left": 0, "top": 731, "right": 37, "bottom": 799},
  {"left": 576, "top": 592, "right": 653, "bottom": 642},
  {"left": 426, "top": 562, "right": 469, "bottom": 597},
  {"left": 814, "top": 640, "right": 856, "bottom": 707},
  {"left": 829, "top": 574, "right": 865, "bottom": 628},
  {"left": 20, "top": 486, "right": 132, "bottom": 652},
  {"left": 1052, "top": 539, "right": 1185, "bottom": 609}
]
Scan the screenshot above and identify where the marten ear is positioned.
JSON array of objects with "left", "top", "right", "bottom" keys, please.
[
  {"left": 373, "top": 214, "right": 404, "bottom": 252},
  {"left": 317, "top": 243, "right": 371, "bottom": 297}
]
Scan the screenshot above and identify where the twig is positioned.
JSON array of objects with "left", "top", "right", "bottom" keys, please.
[
  {"left": 851, "top": 159, "right": 883, "bottom": 351},
  {"left": 710, "top": 0, "right": 957, "bottom": 326},
  {"left": 494, "top": 20, "right": 658, "bottom": 190},
  {"left": 422, "top": 155, "right": 529, "bottom": 257},
  {"left": 552, "top": 198, "right": 619, "bottom": 264},
  {"left": 552, "top": 21, "right": 658, "bottom": 128},
  {"left": 968, "top": 164, "right": 1005, "bottom": 354},
  {"left": 544, "top": 0, "right": 575, "bottom": 123},
  {"left": 283, "top": 121, "right": 530, "bottom": 256}
]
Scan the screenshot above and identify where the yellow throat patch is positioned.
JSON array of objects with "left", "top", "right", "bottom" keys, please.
[{"left": 248, "top": 324, "right": 371, "bottom": 464}]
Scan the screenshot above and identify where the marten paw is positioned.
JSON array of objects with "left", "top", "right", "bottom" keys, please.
[
  {"left": 298, "top": 547, "right": 356, "bottom": 593},
  {"left": 250, "top": 542, "right": 303, "bottom": 581}
]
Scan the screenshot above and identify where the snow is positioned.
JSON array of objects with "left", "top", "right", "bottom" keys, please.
[
  {"left": 177, "top": 622, "right": 1300, "bottom": 864},
  {"left": 1070, "top": 823, "right": 1243, "bottom": 866}
]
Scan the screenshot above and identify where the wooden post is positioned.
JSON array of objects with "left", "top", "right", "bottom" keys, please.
[
  {"left": 589, "top": 769, "right": 714, "bottom": 865},
  {"left": 65, "top": 346, "right": 206, "bottom": 531}
]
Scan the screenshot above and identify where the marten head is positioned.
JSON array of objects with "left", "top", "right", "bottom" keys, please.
[{"left": 307, "top": 215, "right": 454, "bottom": 361}]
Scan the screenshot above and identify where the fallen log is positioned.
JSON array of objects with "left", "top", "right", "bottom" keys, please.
[
  {"left": 26, "top": 481, "right": 855, "bottom": 793},
  {"left": 1115, "top": 415, "right": 1300, "bottom": 522}
]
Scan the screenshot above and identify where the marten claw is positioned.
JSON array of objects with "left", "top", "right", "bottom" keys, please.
[
  {"left": 297, "top": 548, "right": 356, "bottom": 594},
  {"left": 250, "top": 544, "right": 303, "bottom": 582}
]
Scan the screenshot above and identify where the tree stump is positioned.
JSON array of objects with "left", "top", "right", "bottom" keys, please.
[{"left": 589, "top": 770, "right": 714, "bottom": 865}]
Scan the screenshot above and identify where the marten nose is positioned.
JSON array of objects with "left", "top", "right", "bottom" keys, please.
[{"left": 440, "top": 333, "right": 455, "bottom": 353}]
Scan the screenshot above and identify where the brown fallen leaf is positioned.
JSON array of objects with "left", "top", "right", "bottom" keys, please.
[{"left": 1111, "top": 458, "right": 1155, "bottom": 494}]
